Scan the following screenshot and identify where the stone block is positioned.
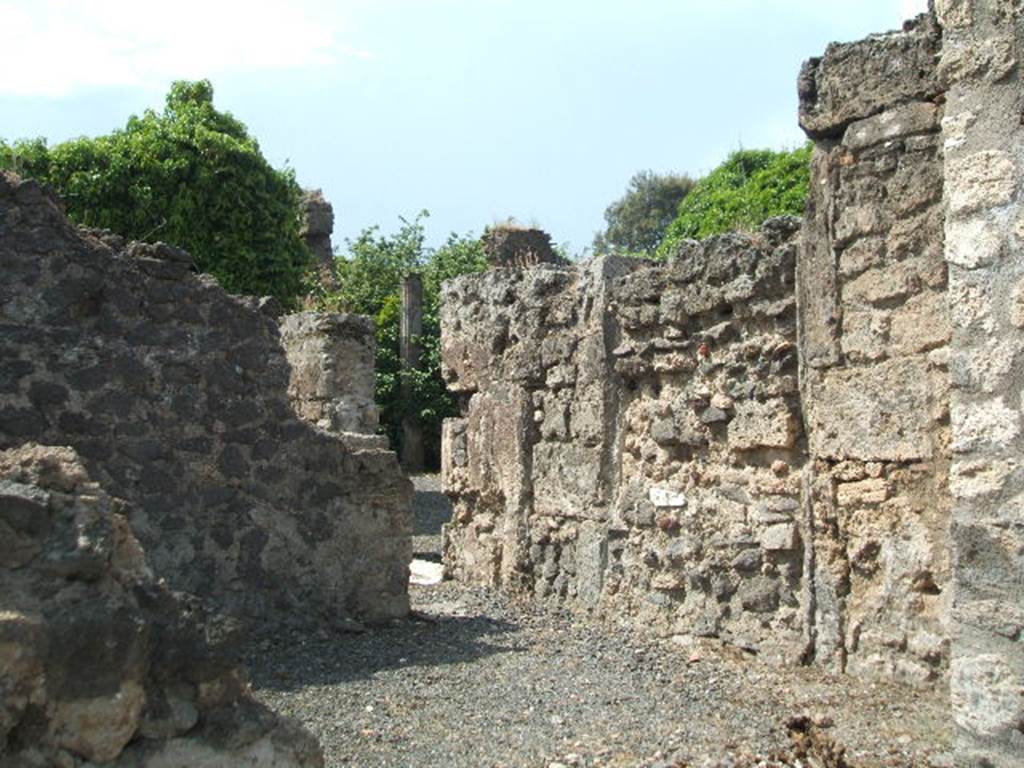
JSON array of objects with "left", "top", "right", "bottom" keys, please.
[
  {"left": 760, "top": 523, "right": 799, "bottom": 552},
  {"left": 728, "top": 399, "right": 797, "bottom": 451},
  {"left": 805, "top": 357, "right": 935, "bottom": 462},
  {"left": 842, "top": 102, "right": 939, "bottom": 151}
]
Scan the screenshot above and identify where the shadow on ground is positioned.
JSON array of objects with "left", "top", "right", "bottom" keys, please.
[
  {"left": 245, "top": 606, "right": 520, "bottom": 693},
  {"left": 412, "top": 474, "right": 451, "bottom": 562}
]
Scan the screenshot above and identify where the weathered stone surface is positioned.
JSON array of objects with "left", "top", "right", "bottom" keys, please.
[
  {"left": 442, "top": 221, "right": 807, "bottom": 663},
  {"left": 942, "top": 2, "right": 1024, "bottom": 762},
  {"left": 481, "top": 225, "right": 562, "bottom": 268},
  {"left": 0, "top": 444, "right": 323, "bottom": 767},
  {"left": 299, "top": 188, "right": 335, "bottom": 271},
  {"left": 280, "top": 311, "right": 381, "bottom": 437},
  {"left": 798, "top": 13, "right": 942, "bottom": 138},
  {"left": 0, "top": 172, "right": 412, "bottom": 624},
  {"left": 804, "top": 358, "right": 938, "bottom": 462}
]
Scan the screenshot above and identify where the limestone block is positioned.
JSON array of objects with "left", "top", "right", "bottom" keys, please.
[
  {"left": 649, "top": 487, "right": 687, "bottom": 508},
  {"left": 798, "top": 14, "right": 942, "bottom": 138},
  {"left": 466, "top": 387, "right": 532, "bottom": 504},
  {"left": 947, "top": 151, "right": 1016, "bottom": 216},
  {"left": 842, "top": 102, "right": 939, "bottom": 151},
  {"left": 805, "top": 357, "right": 935, "bottom": 462},
  {"left": 889, "top": 291, "right": 951, "bottom": 355},
  {"left": 951, "top": 654, "right": 1024, "bottom": 738},
  {"left": 939, "top": 36, "right": 1017, "bottom": 84},
  {"left": 728, "top": 399, "right": 798, "bottom": 451},
  {"left": 843, "top": 260, "right": 921, "bottom": 306},
  {"left": 533, "top": 442, "right": 606, "bottom": 519},
  {"left": 835, "top": 204, "right": 888, "bottom": 246},
  {"left": 946, "top": 214, "right": 1005, "bottom": 268},
  {"left": 950, "top": 394, "right": 1021, "bottom": 454},
  {"left": 836, "top": 478, "right": 891, "bottom": 507},
  {"left": 760, "top": 523, "right": 799, "bottom": 552},
  {"left": 950, "top": 458, "right": 1018, "bottom": 500},
  {"left": 950, "top": 339, "right": 1019, "bottom": 394},
  {"left": 839, "top": 236, "right": 885, "bottom": 277},
  {"left": 840, "top": 308, "right": 889, "bottom": 362}
]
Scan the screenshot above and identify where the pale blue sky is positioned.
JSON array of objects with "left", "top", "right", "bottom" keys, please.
[{"left": 1, "top": 0, "right": 927, "bottom": 253}]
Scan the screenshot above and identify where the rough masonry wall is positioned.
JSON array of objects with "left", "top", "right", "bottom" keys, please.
[
  {"left": 938, "top": 0, "right": 1024, "bottom": 763},
  {"left": 442, "top": 221, "right": 812, "bottom": 664},
  {"left": 797, "top": 14, "right": 952, "bottom": 683},
  {"left": 0, "top": 444, "right": 323, "bottom": 767},
  {"left": 441, "top": 12, "right": 959, "bottom": 685},
  {"left": 0, "top": 172, "right": 411, "bottom": 625}
]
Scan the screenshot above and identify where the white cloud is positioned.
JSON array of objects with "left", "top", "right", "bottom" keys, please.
[{"left": 0, "top": 0, "right": 365, "bottom": 97}]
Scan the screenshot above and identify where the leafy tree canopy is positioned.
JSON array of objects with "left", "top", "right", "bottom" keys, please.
[
  {"left": 593, "top": 170, "right": 694, "bottom": 257},
  {"left": 314, "top": 212, "right": 489, "bottom": 467},
  {"left": 0, "top": 80, "right": 310, "bottom": 305},
  {"left": 657, "top": 144, "right": 812, "bottom": 258}
]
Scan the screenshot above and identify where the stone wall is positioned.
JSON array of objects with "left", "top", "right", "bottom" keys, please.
[
  {"left": 442, "top": 220, "right": 812, "bottom": 664},
  {"left": 797, "top": 12, "right": 952, "bottom": 683},
  {"left": 440, "top": 12, "right": 954, "bottom": 685},
  {"left": 939, "top": 0, "right": 1024, "bottom": 763},
  {"left": 0, "top": 172, "right": 411, "bottom": 625},
  {"left": 0, "top": 443, "right": 323, "bottom": 767},
  {"left": 441, "top": 3, "right": 1024, "bottom": 755}
]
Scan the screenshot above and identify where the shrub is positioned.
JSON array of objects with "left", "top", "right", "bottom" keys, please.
[
  {"left": 657, "top": 145, "right": 812, "bottom": 258},
  {"left": 0, "top": 80, "right": 310, "bottom": 305}
]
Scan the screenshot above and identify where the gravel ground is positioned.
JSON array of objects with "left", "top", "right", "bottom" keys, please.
[{"left": 246, "top": 477, "right": 952, "bottom": 768}]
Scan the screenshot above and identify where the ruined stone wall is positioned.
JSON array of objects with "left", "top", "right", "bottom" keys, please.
[
  {"left": 938, "top": 0, "right": 1024, "bottom": 763},
  {"left": 797, "top": 14, "right": 952, "bottom": 683},
  {"left": 0, "top": 172, "right": 411, "bottom": 625},
  {"left": 0, "top": 443, "right": 323, "bottom": 767},
  {"left": 442, "top": 221, "right": 811, "bottom": 663},
  {"left": 441, "top": 12, "right": 959, "bottom": 684}
]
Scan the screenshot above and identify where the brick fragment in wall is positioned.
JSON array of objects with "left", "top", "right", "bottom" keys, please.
[{"left": 0, "top": 171, "right": 412, "bottom": 625}]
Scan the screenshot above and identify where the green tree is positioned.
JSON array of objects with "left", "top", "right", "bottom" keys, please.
[
  {"left": 657, "top": 145, "right": 812, "bottom": 258},
  {"left": 317, "top": 213, "right": 488, "bottom": 467},
  {"left": 593, "top": 170, "right": 694, "bottom": 257},
  {"left": 0, "top": 80, "right": 310, "bottom": 305}
]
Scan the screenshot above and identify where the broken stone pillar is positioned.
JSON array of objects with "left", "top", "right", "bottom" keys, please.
[
  {"left": 300, "top": 188, "right": 335, "bottom": 274},
  {"left": 400, "top": 273, "right": 425, "bottom": 471},
  {"left": 279, "top": 311, "right": 384, "bottom": 445},
  {"left": 939, "top": 1, "right": 1024, "bottom": 763}
]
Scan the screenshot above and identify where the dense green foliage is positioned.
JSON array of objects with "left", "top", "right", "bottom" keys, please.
[
  {"left": 593, "top": 170, "right": 694, "bottom": 257},
  {"left": 657, "top": 145, "right": 812, "bottom": 258},
  {"left": 0, "top": 80, "right": 310, "bottom": 304},
  {"left": 314, "top": 213, "right": 488, "bottom": 466}
]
